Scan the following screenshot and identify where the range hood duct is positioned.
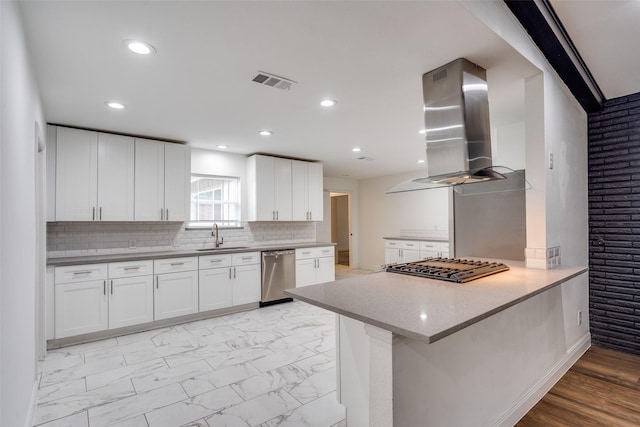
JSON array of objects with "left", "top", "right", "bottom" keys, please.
[{"left": 388, "top": 58, "right": 528, "bottom": 194}]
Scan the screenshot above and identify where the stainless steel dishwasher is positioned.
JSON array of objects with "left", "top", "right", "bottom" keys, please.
[{"left": 260, "top": 249, "right": 296, "bottom": 306}]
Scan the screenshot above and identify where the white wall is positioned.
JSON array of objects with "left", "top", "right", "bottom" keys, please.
[
  {"left": 460, "top": 0, "right": 588, "bottom": 268},
  {"left": 1, "top": 1, "right": 46, "bottom": 426},
  {"left": 358, "top": 171, "right": 450, "bottom": 270}
]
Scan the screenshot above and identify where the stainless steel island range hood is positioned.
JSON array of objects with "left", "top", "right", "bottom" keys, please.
[{"left": 388, "top": 58, "right": 527, "bottom": 194}]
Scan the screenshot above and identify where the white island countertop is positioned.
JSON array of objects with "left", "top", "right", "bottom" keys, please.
[{"left": 285, "top": 261, "right": 587, "bottom": 344}]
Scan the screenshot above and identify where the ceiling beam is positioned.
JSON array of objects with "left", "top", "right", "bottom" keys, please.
[{"left": 504, "top": 0, "right": 605, "bottom": 113}]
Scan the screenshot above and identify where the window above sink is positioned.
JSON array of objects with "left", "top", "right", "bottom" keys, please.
[{"left": 189, "top": 174, "right": 241, "bottom": 229}]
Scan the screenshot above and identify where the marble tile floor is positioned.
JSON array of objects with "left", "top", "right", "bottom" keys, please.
[{"left": 34, "top": 301, "right": 347, "bottom": 427}]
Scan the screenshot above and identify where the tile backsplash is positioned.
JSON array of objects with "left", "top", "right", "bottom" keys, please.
[{"left": 47, "top": 221, "right": 316, "bottom": 258}]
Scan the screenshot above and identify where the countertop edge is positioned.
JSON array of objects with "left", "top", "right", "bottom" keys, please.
[
  {"left": 48, "top": 242, "right": 336, "bottom": 266},
  {"left": 286, "top": 266, "right": 589, "bottom": 344}
]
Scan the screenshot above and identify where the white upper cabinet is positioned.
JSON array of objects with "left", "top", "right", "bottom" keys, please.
[
  {"left": 55, "top": 127, "right": 134, "bottom": 221},
  {"left": 134, "top": 138, "right": 190, "bottom": 222},
  {"left": 247, "top": 154, "right": 292, "bottom": 221},
  {"left": 292, "top": 160, "right": 323, "bottom": 221},
  {"left": 164, "top": 142, "right": 190, "bottom": 222},
  {"left": 97, "top": 133, "right": 135, "bottom": 221},
  {"left": 134, "top": 138, "right": 164, "bottom": 221},
  {"left": 55, "top": 127, "right": 98, "bottom": 221},
  {"left": 248, "top": 154, "right": 323, "bottom": 222}
]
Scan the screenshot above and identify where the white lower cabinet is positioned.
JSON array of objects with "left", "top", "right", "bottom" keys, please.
[
  {"left": 419, "top": 241, "right": 450, "bottom": 258},
  {"left": 232, "top": 263, "right": 261, "bottom": 305},
  {"left": 384, "top": 240, "right": 421, "bottom": 264},
  {"left": 55, "top": 279, "right": 108, "bottom": 338},
  {"left": 199, "top": 254, "right": 233, "bottom": 312},
  {"left": 108, "top": 275, "right": 154, "bottom": 329},
  {"left": 199, "top": 252, "right": 261, "bottom": 310},
  {"left": 384, "top": 239, "right": 450, "bottom": 264},
  {"left": 54, "top": 263, "right": 108, "bottom": 339},
  {"left": 154, "top": 269, "right": 199, "bottom": 321},
  {"left": 295, "top": 246, "right": 335, "bottom": 287}
]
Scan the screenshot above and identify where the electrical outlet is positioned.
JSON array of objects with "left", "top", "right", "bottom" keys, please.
[{"left": 578, "top": 310, "right": 582, "bottom": 326}]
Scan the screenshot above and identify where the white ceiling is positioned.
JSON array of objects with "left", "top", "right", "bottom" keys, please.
[
  {"left": 20, "top": 1, "right": 542, "bottom": 179},
  {"left": 550, "top": 0, "right": 640, "bottom": 100}
]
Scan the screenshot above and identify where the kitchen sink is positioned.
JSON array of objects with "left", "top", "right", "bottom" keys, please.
[{"left": 196, "top": 246, "right": 249, "bottom": 252}]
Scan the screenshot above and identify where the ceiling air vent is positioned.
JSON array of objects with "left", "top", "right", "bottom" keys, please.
[
  {"left": 252, "top": 71, "right": 297, "bottom": 91},
  {"left": 357, "top": 156, "right": 375, "bottom": 161}
]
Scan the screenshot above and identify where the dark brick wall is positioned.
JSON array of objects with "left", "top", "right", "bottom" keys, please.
[{"left": 589, "top": 92, "right": 640, "bottom": 355}]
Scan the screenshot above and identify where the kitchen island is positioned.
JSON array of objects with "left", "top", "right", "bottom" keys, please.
[{"left": 286, "top": 261, "right": 589, "bottom": 427}]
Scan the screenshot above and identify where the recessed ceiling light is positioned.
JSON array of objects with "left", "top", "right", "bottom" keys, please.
[
  {"left": 217, "top": 145, "right": 228, "bottom": 149},
  {"left": 124, "top": 39, "right": 156, "bottom": 55},
  {"left": 320, "top": 99, "right": 337, "bottom": 107},
  {"left": 352, "top": 147, "right": 361, "bottom": 152},
  {"left": 105, "top": 101, "right": 125, "bottom": 109},
  {"left": 259, "top": 130, "right": 273, "bottom": 136},
  {"left": 417, "top": 159, "right": 425, "bottom": 164},
  {"left": 418, "top": 129, "right": 427, "bottom": 135}
]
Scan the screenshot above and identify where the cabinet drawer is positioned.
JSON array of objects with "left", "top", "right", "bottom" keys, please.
[
  {"left": 55, "top": 263, "right": 108, "bottom": 284},
  {"left": 199, "top": 254, "right": 232, "bottom": 269},
  {"left": 296, "top": 246, "right": 334, "bottom": 260},
  {"left": 108, "top": 260, "right": 153, "bottom": 278},
  {"left": 153, "top": 257, "right": 198, "bottom": 274},
  {"left": 419, "top": 241, "right": 441, "bottom": 251},
  {"left": 385, "top": 240, "right": 419, "bottom": 250},
  {"left": 232, "top": 252, "right": 261, "bottom": 266}
]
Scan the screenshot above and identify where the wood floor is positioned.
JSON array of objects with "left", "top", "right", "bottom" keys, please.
[{"left": 517, "top": 346, "right": 640, "bottom": 426}]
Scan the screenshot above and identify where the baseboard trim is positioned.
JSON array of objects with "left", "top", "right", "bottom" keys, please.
[
  {"left": 495, "top": 332, "right": 591, "bottom": 427},
  {"left": 24, "top": 376, "right": 39, "bottom": 427}
]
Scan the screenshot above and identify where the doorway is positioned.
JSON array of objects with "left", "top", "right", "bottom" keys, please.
[{"left": 331, "top": 193, "right": 350, "bottom": 266}]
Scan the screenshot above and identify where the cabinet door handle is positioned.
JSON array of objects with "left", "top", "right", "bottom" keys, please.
[
  {"left": 272, "top": 211, "right": 275, "bottom": 220},
  {"left": 166, "top": 209, "right": 169, "bottom": 220},
  {"left": 99, "top": 207, "right": 102, "bottom": 221},
  {"left": 229, "top": 268, "right": 232, "bottom": 279},
  {"left": 160, "top": 209, "right": 164, "bottom": 221},
  {"left": 92, "top": 207, "right": 96, "bottom": 221},
  {"left": 310, "top": 211, "right": 312, "bottom": 221},
  {"left": 276, "top": 211, "right": 279, "bottom": 221},
  {"left": 103, "top": 280, "right": 106, "bottom": 295},
  {"left": 110, "top": 280, "right": 113, "bottom": 294},
  {"left": 156, "top": 276, "right": 159, "bottom": 289},
  {"left": 233, "top": 267, "right": 237, "bottom": 279}
]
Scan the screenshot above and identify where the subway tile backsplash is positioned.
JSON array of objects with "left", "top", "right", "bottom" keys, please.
[{"left": 47, "top": 221, "right": 316, "bottom": 258}]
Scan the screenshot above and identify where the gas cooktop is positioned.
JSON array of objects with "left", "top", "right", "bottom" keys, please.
[{"left": 386, "top": 258, "right": 510, "bottom": 283}]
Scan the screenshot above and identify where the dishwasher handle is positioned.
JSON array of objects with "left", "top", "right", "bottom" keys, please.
[{"left": 262, "top": 250, "right": 295, "bottom": 258}]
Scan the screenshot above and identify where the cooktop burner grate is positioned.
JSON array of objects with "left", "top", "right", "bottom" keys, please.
[{"left": 385, "top": 258, "right": 510, "bottom": 283}]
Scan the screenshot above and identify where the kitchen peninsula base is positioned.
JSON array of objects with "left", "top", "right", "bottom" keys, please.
[{"left": 286, "top": 264, "right": 589, "bottom": 426}]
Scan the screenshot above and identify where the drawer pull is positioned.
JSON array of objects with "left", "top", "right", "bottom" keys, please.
[
  {"left": 302, "top": 251, "right": 311, "bottom": 255},
  {"left": 170, "top": 262, "right": 185, "bottom": 266},
  {"left": 72, "top": 271, "right": 92, "bottom": 276},
  {"left": 321, "top": 250, "right": 331, "bottom": 253},
  {"left": 210, "top": 259, "right": 223, "bottom": 263},
  {"left": 241, "top": 256, "right": 253, "bottom": 260},
  {"left": 123, "top": 266, "right": 140, "bottom": 271}
]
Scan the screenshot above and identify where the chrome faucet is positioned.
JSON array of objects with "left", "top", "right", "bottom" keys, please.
[{"left": 211, "top": 223, "right": 224, "bottom": 248}]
